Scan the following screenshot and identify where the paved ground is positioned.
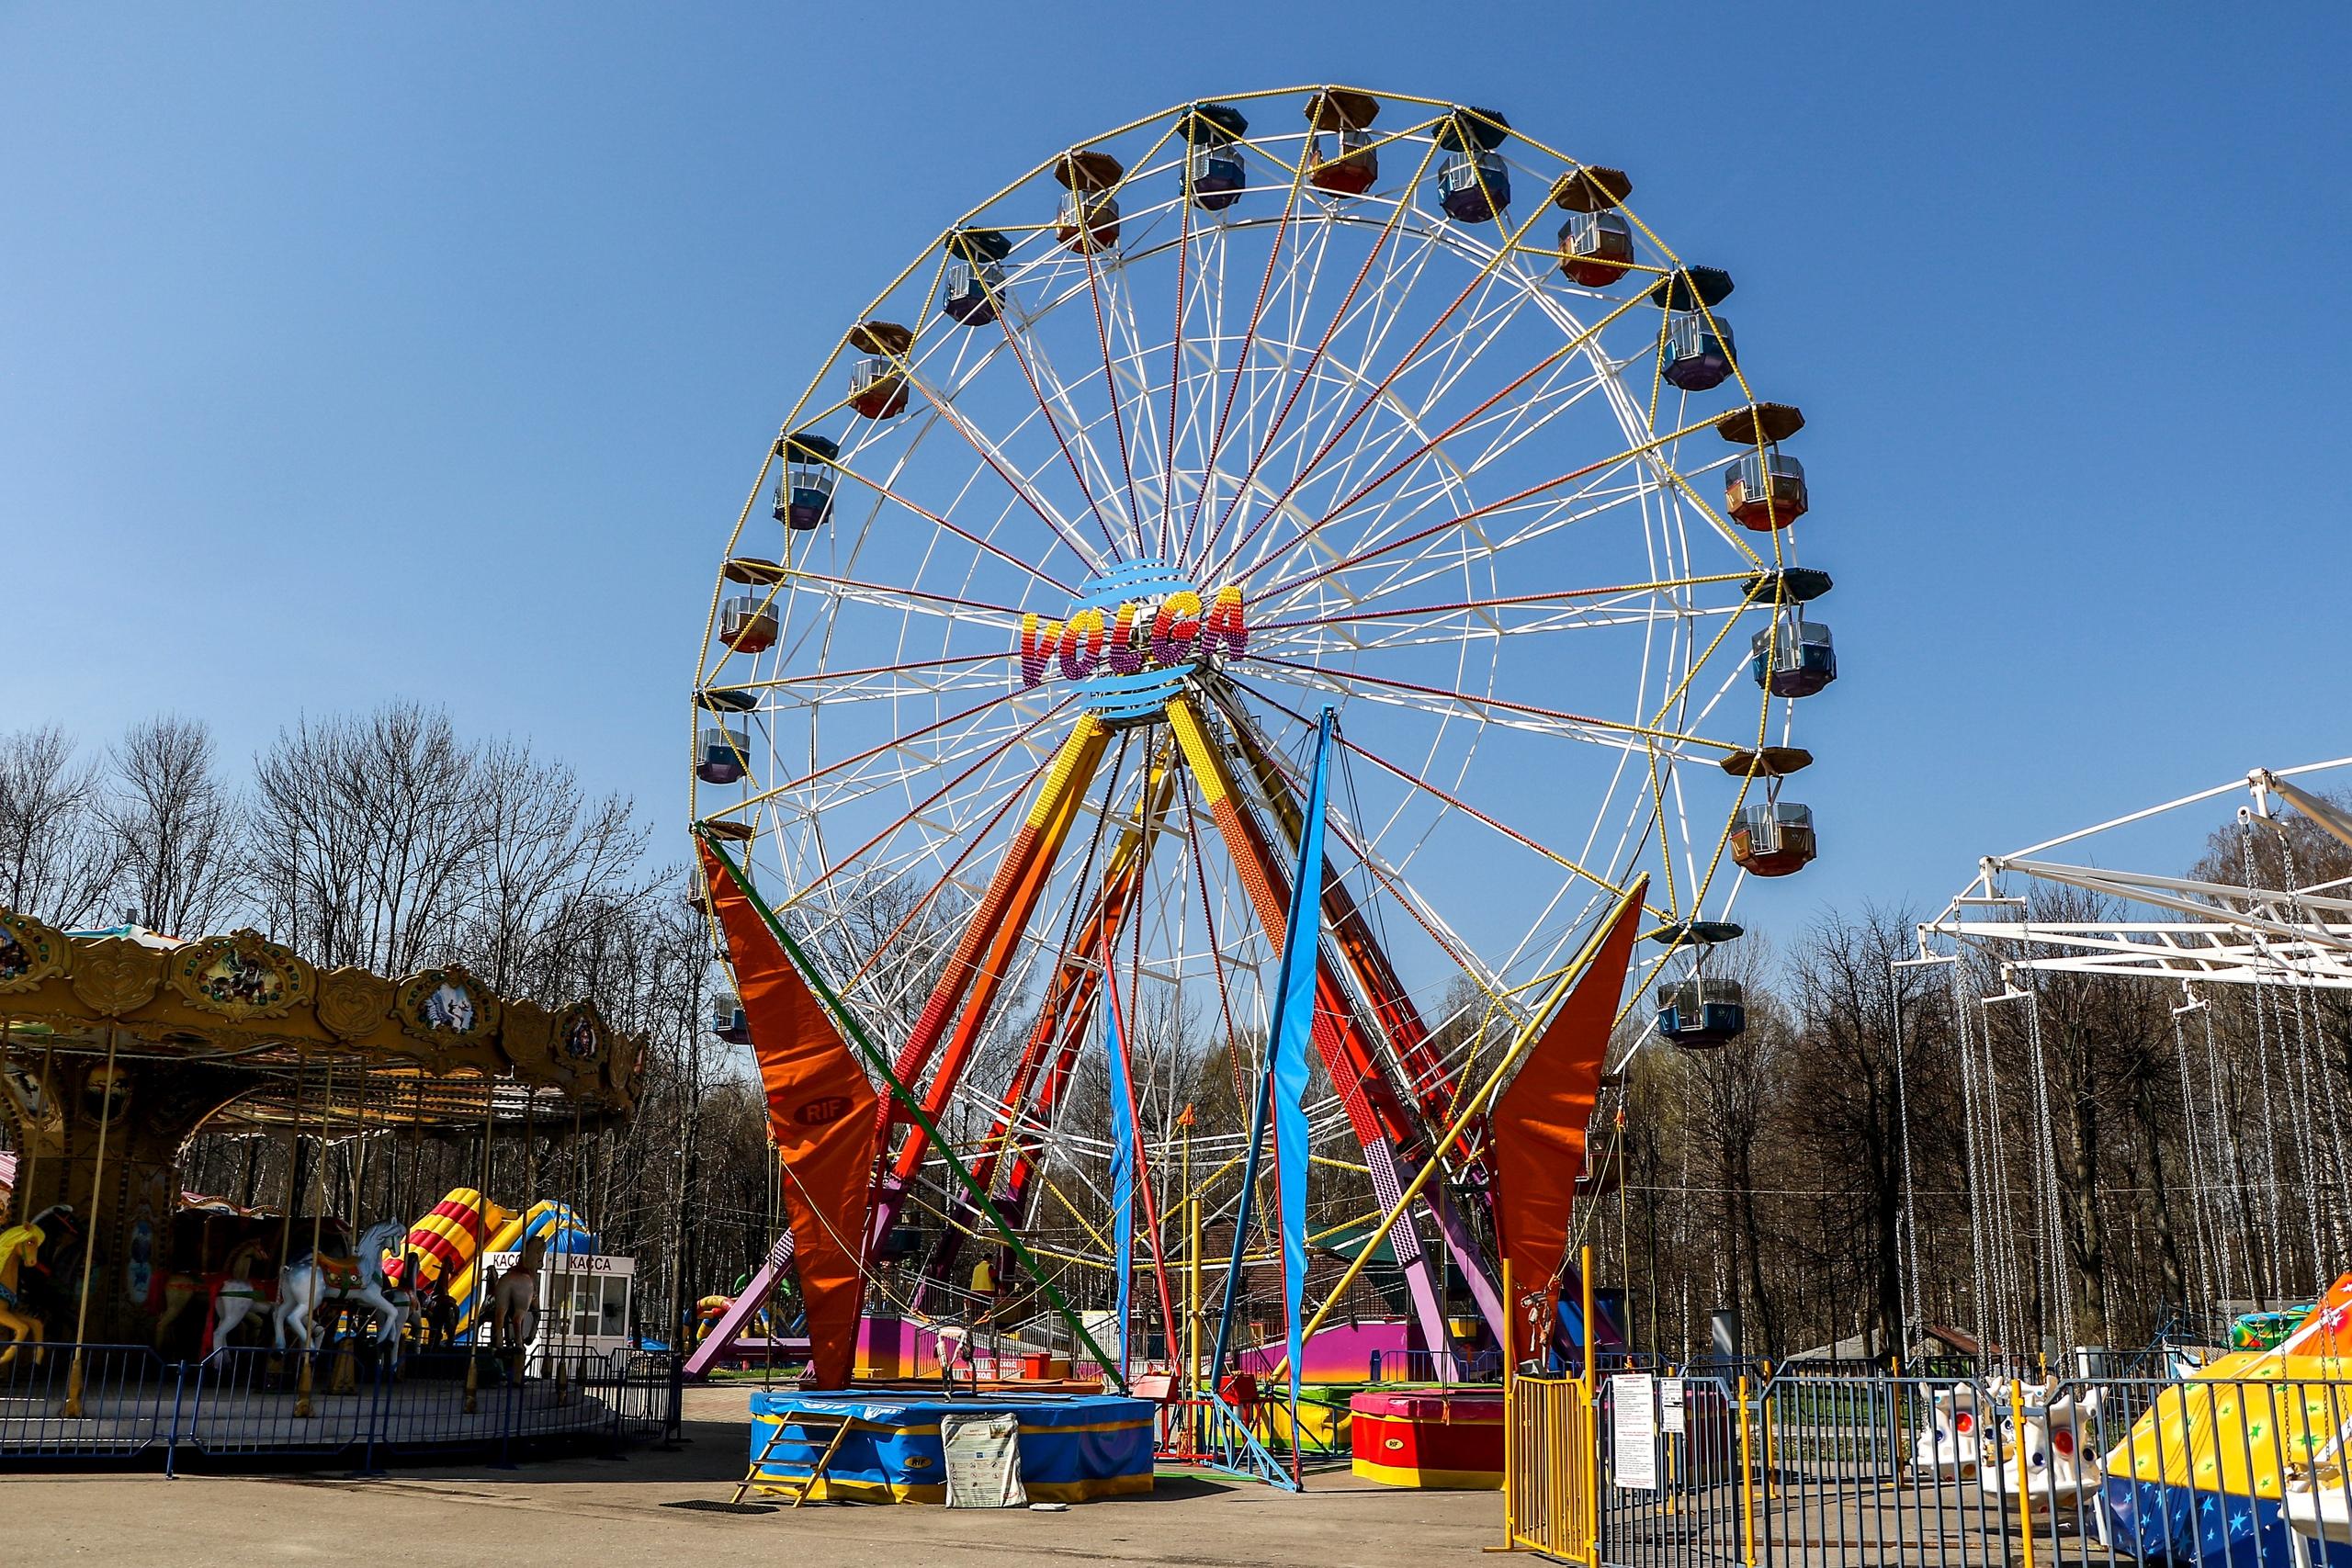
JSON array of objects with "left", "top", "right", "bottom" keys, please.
[{"left": 5, "top": 1385, "right": 1502, "bottom": 1567}]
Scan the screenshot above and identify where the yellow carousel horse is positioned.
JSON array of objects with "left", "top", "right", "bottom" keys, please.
[{"left": 0, "top": 1205, "right": 76, "bottom": 1368}]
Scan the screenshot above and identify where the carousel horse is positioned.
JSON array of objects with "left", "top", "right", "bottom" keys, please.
[
  {"left": 0, "top": 1205, "right": 75, "bottom": 1367},
  {"left": 346, "top": 1221, "right": 416, "bottom": 1347},
  {"left": 272, "top": 1222, "right": 398, "bottom": 1353},
  {"left": 487, "top": 1234, "right": 549, "bottom": 1353},
  {"left": 206, "top": 1236, "right": 279, "bottom": 1353},
  {"left": 154, "top": 1271, "right": 207, "bottom": 1349}
]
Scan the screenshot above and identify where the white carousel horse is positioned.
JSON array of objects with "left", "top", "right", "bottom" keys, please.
[
  {"left": 350, "top": 1223, "right": 417, "bottom": 1346},
  {"left": 207, "top": 1236, "right": 278, "bottom": 1353},
  {"left": 1911, "top": 1381, "right": 1984, "bottom": 1479},
  {"left": 271, "top": 1220, "right": 410, "bottom": 1352},
  {"left": 487, "top": 1234, "right": 549, "bottom": 1354},
  {"left": 1984, "top": 1380, "right": 2107, "bottom": 1516}
]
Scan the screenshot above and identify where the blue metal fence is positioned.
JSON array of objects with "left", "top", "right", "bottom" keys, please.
[{"left": 0, "top": 1341, "right": 684, "bottom": 1472}]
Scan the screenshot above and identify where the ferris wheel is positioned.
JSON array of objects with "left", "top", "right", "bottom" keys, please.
[{"left": 689, "top": 86, "right": 1834, "bottom": 1336}]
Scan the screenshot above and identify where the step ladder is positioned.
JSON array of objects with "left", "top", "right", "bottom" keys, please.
[{"left": 731, "top": 1410, "right": 854, "bottom": 1509}]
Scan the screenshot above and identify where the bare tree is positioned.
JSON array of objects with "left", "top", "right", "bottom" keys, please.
[
  {"left": 1782, "top": 905, "right": 1953, "bottom": 1359},
  {"left": 98, "top": 716, "right": 244, "bottom": 936},
  {"left": 0, "top": 724, "right": 116, "bottom": 925},
  {"left": 248, "top": 704, "right": 487, "bottom": 971}
]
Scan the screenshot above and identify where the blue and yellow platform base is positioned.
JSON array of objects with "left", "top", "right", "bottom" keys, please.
[{"left": 746, "top": 1390, "right": 1154, "bottom": 1504}]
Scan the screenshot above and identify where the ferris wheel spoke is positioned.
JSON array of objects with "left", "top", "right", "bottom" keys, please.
[
  {"left": 1187, "top": 208, "right": 1364, "bottom": 559},
  {"left": 1251, "top": 585, "right": 1748, "bottom": 659},
  {"left": 830, "top": 454, "right": 1080, "bottom": 597},
  {"left": 835, "top": 766, "right": 1056, "bottom": 995},
  {"left": 1102, "top": 262, "right": 1186, "bottom": 554},
  {"left": 1241, "top": 654, "right": 1736, "bottom": 757},
  {"left": 1204, "top": 142, "right": 1439, "bottom": 570},
  {"left": 913, "top": 319, "right": 1125, "bottom": 568},
  {"left": 1255, "top": 462, "right": 1668, "bottom": 623},
  {"left": 730, "top": 650, "right": 1021, "bottom": 706},
  {"left": 1178, "top": 156, "right": 1309, "bottom": 564},
  {"left": 1249, "top": 409, "right": 1725, "bottom": 604},
  {"left": 751, "top": 690, "right": 1054, "bottom": 824},
  {"left": 1156, "top": 178, "right": 1202, "bottom": 558},
  {"left": 1074, "top": 247, "right": 1150, "bottom": 551},
  {"left": 789, "top": 694, "right": 1079, "bottom": 911},
  {"left": 1206, "top": 197, "right": 1553, "bottom": 586},
  {"left": 1198, "top": 215, "right": 1449, "bottom": 581},
  {"left": 1210, "top": 685, "right": 1522, "bottom": 1002},
  {"left": 1232, "top": 281, "right": 1629, "bottom": 594},
  {"left": 773, "top": 569, "right": 1032, "bottom": 632}
]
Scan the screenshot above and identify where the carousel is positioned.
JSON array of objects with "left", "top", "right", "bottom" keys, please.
[{"left": 0, "top": 907, "right": 651, "bottom": 1465}]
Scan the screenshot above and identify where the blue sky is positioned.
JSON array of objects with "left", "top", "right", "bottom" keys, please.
[{"left": 5, "top": 3, "right": 2347, "bottom": 941}]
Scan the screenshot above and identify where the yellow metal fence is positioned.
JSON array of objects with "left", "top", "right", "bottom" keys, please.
[
  {"left": 1505, "top": 1362, "right": 2352, "bottom": 1568},
  {"left": 1507, "top": 1373, "right": 1597, "bottom": 1560}
]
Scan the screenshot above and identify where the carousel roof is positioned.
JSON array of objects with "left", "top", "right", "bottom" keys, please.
[{"left": 0, "top": 907, "right": 643, "bottom": 1123}]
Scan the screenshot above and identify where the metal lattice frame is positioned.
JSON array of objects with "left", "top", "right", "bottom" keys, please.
[{"left": 1920, "top": 761, "right": 2352, "bottom": 986}]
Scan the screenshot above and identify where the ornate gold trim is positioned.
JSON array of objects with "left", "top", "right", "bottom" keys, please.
[
  {"left": 69, "top": 938, "right": 163, "bottom": 1017},
  {"left": 169, "top": 929, "right": 316, "bottom": 1021},
  {"left": 393, "top": 965, "right": 502, "bottom": 1048},
  {"left": 316, "top": 966, "right": 394, "bottom": 1040},
  {"left": 0, "top": 908, "right": 70, "bottom": 995},
  {"left": 500, "top": 1001, "right": 553, "bottom": 1074},
  {"left": 552, "top": 1001, "right": 608, "bottom": 1071}
]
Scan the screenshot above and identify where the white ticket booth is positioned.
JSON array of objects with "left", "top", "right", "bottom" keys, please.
[{"left": 479, "top": 1250, "right": 635, "bottom": 1374}]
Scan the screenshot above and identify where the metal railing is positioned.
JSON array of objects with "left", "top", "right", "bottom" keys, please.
[
  {"left": 1504, "top": 1363, "right": 2352, "bottom": 1568},
  {"left": 1510, "top": 1374, "right": 1599, "bottom": 1561},
  {"left": 1371, "top": 1346, "right": 1505, "bottom": 1384},
  {"left": 0, "top": 1340, "right": 684, "bottom": 1473}
]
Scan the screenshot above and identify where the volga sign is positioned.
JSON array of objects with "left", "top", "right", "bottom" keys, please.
[{"left": 1019, "top": 583, "right": 1248, "bottom": 687}]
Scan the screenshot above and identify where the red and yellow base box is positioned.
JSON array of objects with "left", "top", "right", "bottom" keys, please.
[{"left": 1349, "top": 1390, "right": 1503, "bottom": 1489}]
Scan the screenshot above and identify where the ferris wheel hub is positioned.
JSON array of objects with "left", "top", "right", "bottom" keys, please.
[{"left": 1016, "top": 560, "right": 1250, "bottom": 723}]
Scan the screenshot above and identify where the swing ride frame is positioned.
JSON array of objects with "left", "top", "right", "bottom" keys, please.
[{"left": 1911, "top": 758, "right": 2352, "bottom": 1359}]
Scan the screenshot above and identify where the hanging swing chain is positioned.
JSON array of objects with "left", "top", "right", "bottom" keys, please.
[
  {"left": 2019, "top": 984, "right": 2076, "bottom": 1347},
  {"left": 2249, "top": 832, "right": 2331, "bottom": 1292},
  {"left": 1951, "top": 964, "right": 1993, "bottom": 1359},
  {"left": 1889, "top": 967, "right": 1924, "bottom": 1348},
  {"left": 2242, "top": 822, "right": 2294, "bottom": 1298},
  {"left": 2273, "top": 829, "right": 2352, "bottom": 1277},
  {"left": 2169, "top": 998, "right": 2221, "bottom": 1321},
  {"left": 2199, "top": 998, "right": 2257, "bottom": 1308}
]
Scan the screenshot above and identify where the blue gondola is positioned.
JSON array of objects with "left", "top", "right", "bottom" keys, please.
[
  {"left": 1657, "top": 978, "right": 1747, "bottom": 1048},
  {"left": 1439, "top": 152, "right": 1510, "bottom": 222},
  {"left": 772, "top": 433, "right": 839, "bottom": 531},
  {"left": 1435, "top": 107, "right": 1510, "bottom": 222},
  {"left": 697, "top": 726, "right": 750, "bottom": 786},
  {"left": 1183, "top": 102, "right": 1249, "bottom": 211},
  {"left": 1663, "top": 311, "right": 1736, "bottom": 392},
  {"left": 941, "top": 229, "right": 1013, "bottom": 326},
  {"left": 1750, "top": 618, "right": 1837, "bottom": 698}
]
